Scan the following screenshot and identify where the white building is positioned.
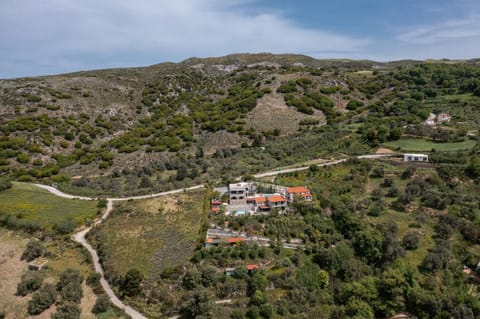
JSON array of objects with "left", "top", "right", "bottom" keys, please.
[
  {"left": 228, "top": 182, "right": 256, "bottom": 206},
  {"left": 404, "top": 153, "right": 429, "bottom": 162}
]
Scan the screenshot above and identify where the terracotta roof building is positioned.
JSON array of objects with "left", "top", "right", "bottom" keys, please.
[{"left": 287, "top": 186, "right": 312, "bottom": 202}]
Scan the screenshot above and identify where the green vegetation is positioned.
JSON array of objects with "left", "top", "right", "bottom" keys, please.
[
  {"left": 3, "top": 54, "right": 480, "bottom": 318},
  {"left": 383, "top": 138, "right": 476, "bottom": 152},
  {"left": 0, "top": 183, "right": 98, "bottom": 233},
  {"left": 1, "top": 55, "right": 480, "bottom": 199},
  {"left": 89, "top": 190, "right": 205, "bottom": 317},
  {"left": 20, "top": 239, "right": 45, "bottom": 261}
]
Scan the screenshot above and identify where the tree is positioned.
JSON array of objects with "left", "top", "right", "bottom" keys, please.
[
  {"left": 27, "top": 283, "right": 57, "bottom": 315},
  {"left": 139, "top": 175, "right": 153, "bottom": 188},
  {"left": 51, "top": 302, "right": 81, "bottom": 319},
  {"left": 183, "top": 267, "right": 201, "bottom": 290},
  {"left": 16, "top": 271, "right": 43, "bottom": 296},
  {"left": 60, "top": 282, "right": 83, "bottom": 304},
  {"left": 248, "top": 272, "right": 268, "bottom": 296},
  {"left": 92, "top": 294, "right": 110, "bottom": 314},
  {"left": 402, "top": 231, "right": 421, "bottom": 250},
  {"left": 57, "top": 269, "right": 83, "bottom": 291},
  {"left": 345, "top": 298, "right": 374, "bottom": 319},
  {"left": 250, "top": 290, "right": 266, "bottom": 306},
  {"left": 56, "top": 219, "right": 77, "bottom": 234},
  {"left": 21, "top": 240, "right": 45, "bottom": 261},
  {"left": 201, "top": 266, "right": 218, "bottom": 287},
  {"left": 452, "top": 305, "right": 475, "bottom": 319},
  {"left": 181, "top": 289, "right": 213, "bottom": 319},
  {"left": 353, "top": 229, "right": 384, "bottom": 265},
  {"left": 466, "top": 157, "right": 480, "bottom": 178},
  {"left": 0, "top": 177, "right": 12, "bottom": 192},
  {"left": 121, "top": 268, "right": 143, "bottom": 297},
  {"left": 297, "top": 261, "right": 329, "bottom": 291}
]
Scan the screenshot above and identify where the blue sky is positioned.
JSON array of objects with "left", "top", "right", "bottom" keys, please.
[{"left": 1, "top": 0, "right": 480, "bottom": 78}]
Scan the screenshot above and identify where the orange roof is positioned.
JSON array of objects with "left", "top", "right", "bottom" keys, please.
[
  {"left": 255, "top": 196, "right": 267, "bottom": 203},
  {"left": 287, "top": 186, "right": 310, "bottom": 194},
  {"left": 205, "top": 238, "right": 214, "bottom": 243},
  {"left": 247, "top": 264, "right": 259, "bottom": 270},
  {"left": 228, "top": 237, "right": 245, "bottom": 243},
  {"left": 268, "top": 195, "right": 287, "bottom": 203},
  {"left": 211, "top": 207, "right": 219, "bottom": 212}
]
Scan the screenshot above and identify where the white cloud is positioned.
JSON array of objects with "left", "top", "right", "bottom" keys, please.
[
  {"left": 0, "top": 0, "right": 370, "bottom": 78},
  {"left": 397, "top": 14, "right": 480, "bottom": 44}
]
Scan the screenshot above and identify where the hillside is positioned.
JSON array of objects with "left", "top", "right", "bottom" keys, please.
[{"left": 1, "top": 53, "right": 480, "bottom": 196}]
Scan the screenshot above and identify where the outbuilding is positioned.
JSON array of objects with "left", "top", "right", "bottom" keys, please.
[{"left": 403, "top": 153, "right": 429, "bottom": 162}]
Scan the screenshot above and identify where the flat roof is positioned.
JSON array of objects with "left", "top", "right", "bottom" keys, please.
[{"left": 404, "top": 153, "right": 428, "bottom": 157}]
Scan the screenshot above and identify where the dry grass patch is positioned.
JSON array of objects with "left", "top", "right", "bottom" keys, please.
[{"left": 91, "top": 190, "right": 206, "bottom": 280}]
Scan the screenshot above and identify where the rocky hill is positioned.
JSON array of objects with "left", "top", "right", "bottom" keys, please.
[{"left": 1, "top": 53, "right": 480, "bottom": 195}]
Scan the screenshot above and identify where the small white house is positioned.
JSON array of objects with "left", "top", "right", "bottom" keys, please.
[{"left": 404, "top": 153, "right": 429, "bottom": 163}]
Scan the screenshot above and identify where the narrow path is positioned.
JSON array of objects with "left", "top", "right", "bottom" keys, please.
[
  {"left": 33, "top": 183, "right": 205, "bottom": 201},
  {"left": 72, "top": 200, "right": 147, "bottom": 319}
]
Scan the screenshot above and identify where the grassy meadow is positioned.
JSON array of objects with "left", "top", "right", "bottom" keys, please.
[
  {"left": 91, "top": 189, "right": 206, "bottom": 279},
  {"left": 0, "top": 182, "right": 99, "bottom": 230},
  {"left": 383, "top": 138, "right": 476, "bottom": 152}
]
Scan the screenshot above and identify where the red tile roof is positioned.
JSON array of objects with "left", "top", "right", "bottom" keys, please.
[
  {"left": 211, "top": 207, "right": 219, "bottom": 213},
  {"left": 205, "top": 238, "right": 214, "bottom": 243},
  {"left": 287, "top": 186, "right": 310, "bottom": 194},
  {"left": 228, "top": 237, "right": 245, "bottom": 244},
  {"left": 268, "top": 195, "right": 287, "bottom": 203},
  {"left": 211, "top": 200, "right": 222, "bottom": 205},
  {"left": 255, "top": 196, "right": 267, "bottom": 203},
  {"left": 247, "top": 264, "right": 259, "bottom": 270}
]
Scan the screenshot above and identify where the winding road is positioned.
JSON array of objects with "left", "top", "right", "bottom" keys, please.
[{"left": 33, "top": 153, "right": 397, "bottom": 319}]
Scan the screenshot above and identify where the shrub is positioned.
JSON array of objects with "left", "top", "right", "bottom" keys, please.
[
  {"left": 402, "top": 231, "right": 421, "bottom": 250},
  {"left": 92, "top": 294, "right": 110, "bottom": 314},
  {"left": 46, "top": 105, "right": 61, "bottom": 111},
  {"left": 346, "top": 99, "right": 364, "bottom": 110},
  {"left": 51, "top": 302, "right": 81, "bottom": 319},
  {"left": 97, "top": 199, "right": 108, "bottom": 208},
  {"left": 56, "top": 219, "right": 77, "bottom": 234},
  {"left": 120, "top": 268, "right": 143, "bottom": 297},
  {"left": 27, "top": 283, "right": 56, "bottom": 315},
  {"left": 16, "top": 271, "right": 44, "bottom": 296},
  {"left": 60, "top": 282, "right": 83, "bottom": 304},
  {"left": 0, "top": 177, "right": 12, "bottom": 192},
  {"left": 16, "top": 153, "right": 30, "bottom": 164},
  {"left": 86, "top": 273, "right": 102, "bottom": 294},
  {"left": 21, "top": 240, "right": 45, "bottom": 261},
  {"left": 57, "top": 269, "right": 83, "bottom": 291}
]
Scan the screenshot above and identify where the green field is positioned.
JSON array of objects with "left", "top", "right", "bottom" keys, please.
[
  {"left": 0, "top": 182, "right": 99, "bottom": 229},
  {"left": 383, "top": 138, "right": 476, "bottom": 152},
  {"left": 92, "top": 189, "right": 206, "bottom": 279}
]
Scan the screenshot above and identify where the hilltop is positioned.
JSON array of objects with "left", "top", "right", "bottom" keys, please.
[{"left": 1, "top": 53, "right": 480, "bottom": 196}]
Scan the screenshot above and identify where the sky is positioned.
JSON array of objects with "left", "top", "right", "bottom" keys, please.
[{"left": 1, "top": 0, "right": 480, "bottom": 78}]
